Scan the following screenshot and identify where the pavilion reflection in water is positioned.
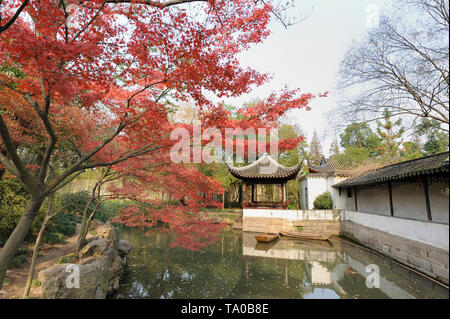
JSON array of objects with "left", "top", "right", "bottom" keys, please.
[{"left": 241, "top": 232, "right": 423, "bottom": 299}]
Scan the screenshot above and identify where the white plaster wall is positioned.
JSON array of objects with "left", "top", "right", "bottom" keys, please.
[
  {"left": 428, "top": 182, "right": 449, "bottom": 224},
  {"left": 298, "top": 175, "right": 350, "bottom": 210},
  {"left": 391, "top": 183, "right": 428, "bottom": 221},
  {"left": 330, "top": 176, "right": 348, "bottom": 210},
  {"left": 344, "top": 188, "right": 356, "bottom": 211},
  {"left": 329, "top": 188, "right": 340, "bottom": 210},
  {"left": 357, "top": 186, "right": 391, "bottom": 216},
  {"left": 326, "top": 177, "right": 337, "bottom": 209},
  {"left": 339, "top": 182, "right": 448, "bottom": 224},
  {"left": 344, "top": 210, "right": 449, "bottom": 251},
  {"left": 243, "top": 208, "right": 343, "bottom": 221},
  {"left": 306, "top": 177, "right": 328, "bottom": 209}
]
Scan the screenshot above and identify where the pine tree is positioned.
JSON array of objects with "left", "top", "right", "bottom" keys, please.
[
  {"left": 309, "top": 131, "right": 323, "bottom": 166},
  {"left": 376, "top": 109, "right": 405, "bottom": 164},
  {"left": 329, "top": 138, "right": 340, "bottom": 156}
]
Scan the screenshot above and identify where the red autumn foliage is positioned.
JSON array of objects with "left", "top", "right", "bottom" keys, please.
[{"left": 0, "top": 0, "right": 323, "bottom": 251}]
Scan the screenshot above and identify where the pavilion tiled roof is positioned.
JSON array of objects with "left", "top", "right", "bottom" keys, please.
[
  {"left": 226, "top": 153, "right": 303, "bottom": 181},
  {"left": 332, "top": 152, "right": 449, "bottom": 188}
]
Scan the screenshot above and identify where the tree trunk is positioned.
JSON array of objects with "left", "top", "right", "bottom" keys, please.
[
  {"left": 22, "top": 216, "right": 48, "bottom": 298},
  {"left": 76, "top": 197, "right": 95, "bottom": 252},
  {"left": 77, "top": 200, "right": 100, "bottom": 252},
  {"left": 23, "top": 195, "right": 54, "bottom": 298},
  {"left": 0, "top": 195, "right": 43, "bottom": 289}
]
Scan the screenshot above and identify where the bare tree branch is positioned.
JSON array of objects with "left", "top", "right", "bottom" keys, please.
[
  {"left": 0, "top": 0, "right": 29, "bottom": 34},
  {"left": 334, "top": 0, "right": 449, "bottom": 131}
]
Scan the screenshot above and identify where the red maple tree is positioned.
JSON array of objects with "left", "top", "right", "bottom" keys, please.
[{"left": 0, "top": 0, "right": 321, "bottom": 287}]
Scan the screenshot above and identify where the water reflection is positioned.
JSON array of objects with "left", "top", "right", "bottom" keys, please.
[{"left": 117, "top": 228, "right": 448, "bottom": 299}]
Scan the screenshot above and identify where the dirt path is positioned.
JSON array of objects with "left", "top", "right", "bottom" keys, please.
[{"left": 0, "top": 225, "right": 80, "bottom": 299}]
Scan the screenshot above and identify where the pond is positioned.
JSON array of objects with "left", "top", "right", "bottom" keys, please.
[{"left": 117, "top": 227, "right": 448, "bottom": 299}]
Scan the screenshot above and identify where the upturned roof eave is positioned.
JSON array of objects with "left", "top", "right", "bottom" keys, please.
[
  {"left": 228, "top": 166, "right": 302, "bottom": 180},
  {"left": 226, "top": 154, "right": 304, "bottom": 181}
]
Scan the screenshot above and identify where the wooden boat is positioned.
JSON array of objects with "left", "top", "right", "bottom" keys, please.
[
  {"left": 279, "top": 231, "right": 330, "bottom": 241},
  {"left": 255, "top": 233, "right": 279, "bottom": 243}
]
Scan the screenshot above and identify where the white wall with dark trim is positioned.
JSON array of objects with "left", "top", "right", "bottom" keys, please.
[{"left": 338, "top": 181, "right": 449, "bottom": 224}]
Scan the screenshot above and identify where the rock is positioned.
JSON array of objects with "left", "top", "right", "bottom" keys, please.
[
  {"left": 90, "top": 219, "right": 104, "bottom": 230},
  {"left": 94, "top": 224, "right": 118, "bottom": 247},
  {"left": 111, "top": 278, "right": 120, "bottom": 290},
  {"left": 38, "top": 264, "right": 67, "bottom": 283},
  {"left": 0, "top": 289, "right": 7, "bottom": 295},
  {"left": 109, "top": 255, "right": 125, "bottom": 279},
  {"left": 37, "top": 264, "right": 71, "bottom": 298},
  {"left": 78, "top": 238, "right": 108, "bottom": 259},
  {"left": 39, "top": 258, "right": 112, "bottom": 299},
  {"left": 79, "top": 256, "right": 98, "bottom": 265},
  {"left": 85, "top": 234, "right": 98, "bottom": 243},
  {"left": 38, "top": 224, "right": 131, "bottom": 299},
  {"left": 117, "top": 240, "right": 132, "bottom": 257}
]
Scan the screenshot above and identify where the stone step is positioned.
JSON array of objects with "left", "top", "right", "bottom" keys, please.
[{"left": 232, "top": 222, "right": 243, "bottom": 230}]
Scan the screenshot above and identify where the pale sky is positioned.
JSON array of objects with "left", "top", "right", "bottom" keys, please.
[{"left": 220, "top": 0, "right": 394, "bottom": 156}]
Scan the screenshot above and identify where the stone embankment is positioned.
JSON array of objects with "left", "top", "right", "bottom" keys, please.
[{"left": 37, "top": 222, "right": 131, "bottom": 299}]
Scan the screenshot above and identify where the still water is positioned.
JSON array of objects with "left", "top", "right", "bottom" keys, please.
[{"left": 117, "top": 228, "right": 448, "bottom": 299}]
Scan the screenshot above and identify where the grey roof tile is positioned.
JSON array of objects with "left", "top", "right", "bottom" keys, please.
[{"left": 333, "top": 152, "right": 449, "bottom": 188}]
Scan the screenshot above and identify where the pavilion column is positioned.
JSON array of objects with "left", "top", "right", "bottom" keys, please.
[
  {"left": 245, "top": 183, "right": 249, "bottom": 208},
  {"left": 281, "top": 183, "right": 285, "bottom": 208},
  {"left": 251, "top": 184, "right": 254, "bottom": 203}
]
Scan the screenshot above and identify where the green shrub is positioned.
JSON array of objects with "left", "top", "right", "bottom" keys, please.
[
  {"left": 32, "top": 279, "right": 41, "bottom": 287},
  {"left": 59, "top": 191, "right": 92, "bottom": 217},
  {"left": 58, "top": 192, "right": 130, "bottom": 223},
  {"left": 0, "top": 178, "right": 47, "bottom": 245},
  {"left": 313, "top": 192, "right": 332, "bottom": 209},
  {"left": 46, "top": 213, "right": 78, "bottom": 237},
  {"left": 0, "top": 178, "right": 30, "bottom": 246},
  {"left": 0, "top": 182, "right": 129, "bottom": 247},
  {"left": 15, "top": 247, "right": 29, "bottom": 256},
  {"left": 42, "top": 232, "right": 65, "bottom": 244},
  {"left": 100, "top": 200, "right": 132, "bottom": 222},
  {"left": 0, "top": 178, "right": 74, "bottom": 246},
  {"left": 10, "top": 254, "right": 27, "bottom": 268}
]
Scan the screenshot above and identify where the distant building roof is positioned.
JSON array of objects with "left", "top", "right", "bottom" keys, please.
[
  {"left": 302, "top": 156, "right": 378, "bottom": 178},
  {"left": 307, "top": 156, "right": 353, "bottom": 177},
  {"left": 333, "top": 152, "right": 449, "bottom": 188},
  {"left": 226, "top": 153, "right": 303, "bottom": 183}
]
